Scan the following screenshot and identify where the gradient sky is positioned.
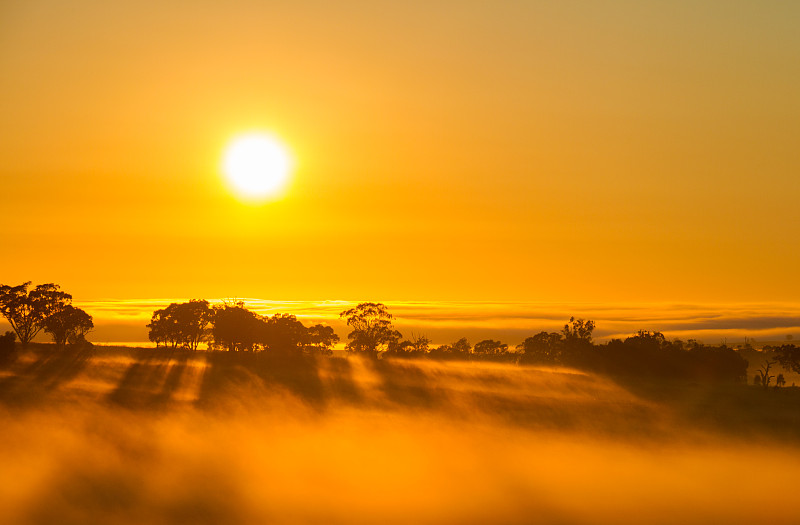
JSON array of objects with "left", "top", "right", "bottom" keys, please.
[{"left": 2, "top": 1, "right": 799, "bottom": 314}]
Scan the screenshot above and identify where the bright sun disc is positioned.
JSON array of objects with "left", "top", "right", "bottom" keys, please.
[{"left": 222, "top": 133, "right": 292, "bottom": 201}]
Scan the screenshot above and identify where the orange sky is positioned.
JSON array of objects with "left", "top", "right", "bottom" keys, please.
[{"left": 2, "top": 1, "right": 799, "bottom": 311}]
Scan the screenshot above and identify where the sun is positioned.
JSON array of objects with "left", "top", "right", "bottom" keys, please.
[{"left": 222, "top": 133, "right": 293, "bottom": 201}]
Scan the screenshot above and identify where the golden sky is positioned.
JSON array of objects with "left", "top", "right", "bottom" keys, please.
[{"left": 2, "top": 0, "right": 799, "bottom": 308}]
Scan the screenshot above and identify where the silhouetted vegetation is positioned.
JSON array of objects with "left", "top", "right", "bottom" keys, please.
[
  {"left": 0, "top": 283, "right": 783, "bottom": 387},
  {"left": 754, "top": 360, "right": 776, "bottom": 387},
  {"left": 592, "top": 333, "right": 748, "bottom": 382},
  {"left": 202, "top": 301, "right": 339, "bottom": 356},
  {"left": 211, "top": 302, "right": 263, "bottom": 351},
  {"left": 262, "top": 313, "right": 309, "bottom": 354},
  {"left": 514, "top": 321, "right": 749, "bottom": 382},
  {"left": 43, "top": 304, "right": 94, "bottom": 348},
  {"left": 770, "top": 344, "right": 800, "bottom": 374},
  {"left": 383, "top": 334, "right": 432, "bottom": 359},
  {"left": 339, "top": 302, "right": 401, "bottom": 358},
  {"left": 304, "top": 324, "right": 339, "bottom": 355},
  {"left": 144, "top": 300, "right": 757, "bottom": 383},
  {"left": 147, "top": 300, "right": 213, "bottom": 350},
  {"left": 517, "top": 331, "right": 562, "bottom": 364},
  {"left": 428, "top": 337, "right": 471, "bottom": 360},
  {"left": 0, "top": 282, "right": 73, "bottom": 347},
  {"left": 472, "top": 339, "right": 512, "bottom": 361}
]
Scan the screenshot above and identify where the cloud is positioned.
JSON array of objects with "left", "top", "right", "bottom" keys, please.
[{"left": 3, "top": 300, "right": 797, "bottom": 346}]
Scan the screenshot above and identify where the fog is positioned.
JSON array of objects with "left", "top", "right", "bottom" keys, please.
[
  {"left": 1, "top": 349, "right": 798, "bottom": 524},
  {"left": 14, "top": 299, "right": 798, "bottom": 346}
]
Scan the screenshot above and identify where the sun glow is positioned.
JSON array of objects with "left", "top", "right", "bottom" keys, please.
[{"left": 222, "top": 133, "right": 293, "bottom": 201}]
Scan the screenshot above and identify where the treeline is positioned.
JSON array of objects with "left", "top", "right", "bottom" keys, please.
[
  {"left": 147, "top": 300, "right": 338, "bottom": 355},
  {"left": 389, "top": 316, "right": 752, "bottom": 383},
  {"left": 145, "top": 300, "right": 761, "bottom": 383},
  {"left": 5, "top": 283, "right": 800, "bottom": 385}
]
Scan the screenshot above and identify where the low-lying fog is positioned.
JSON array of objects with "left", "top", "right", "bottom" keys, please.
[{"left": 1, "top": 349, "right": 798, "bottom": 524}]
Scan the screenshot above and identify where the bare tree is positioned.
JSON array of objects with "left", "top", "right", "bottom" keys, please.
[{"left": 755, "top": 360, "right": 776, "bottom": 389}]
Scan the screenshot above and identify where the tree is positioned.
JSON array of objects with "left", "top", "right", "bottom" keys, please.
[
  {"left": 305, "top": 324, "right": 340, "bottom": 355},
  {"left": 339, "top": 302, "right": 401, "bottom": 357},
  {"left": 560, "top": 317, "right": 596, "bottom": 367},
  {"left": 517, "top": 331, "right": 562, "bottom": 364},
  {"left": 409, "top": 334, "right": 431, "bottom": 353},
  {"left": 43, "top": 305, "right": 93, "bottom": 348},
  {"left": 212, "top": 302, "right": 263, "bottom": 351},
  {"left": 173, "top": 300, "right": 213, "bottom": 350},
  {"left": 147, "top": 300, "right": 213, "bottom": 350},
  {"left": 473, "top": 339, "right": 508, "bottom": 356},
  {"left": 773, "top": 344, "right": 800, "bottom": 374},
  {"left": 385, "top": 333, "right": 431, "bottom": 358},
  {"left": 755, "top": 360, "right": 776, "bottom": 389},
  {"left": 562, "top": 317, "right": 595, "bottom": 343},
  {"left": 262, "top": 313, "right": 308, "bottom": 354},
  {"left": 0, "top": 282, "right": 72, "bottom": 348},
  {"left": 429, "top": 337, "right": 470, "bottom": 360},
  {"left": 384, "top": 339, "right": 415, "bottom": 357},
  {"left": 450, "top": 337, "right": 471, "bottom": 356},
  {"left": 147, "top": 308, "right": 178, "bottom": 348}
]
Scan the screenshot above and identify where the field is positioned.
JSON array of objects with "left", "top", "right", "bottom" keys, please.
[{"left": 1, "top": 345, "right": 799, "bottom": 524}]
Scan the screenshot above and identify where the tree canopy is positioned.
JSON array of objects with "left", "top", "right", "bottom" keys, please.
[
  {"left": 0, "top": 282, "right": 72, "bottom": 347},
  {"left": 147, "top": 300, "right": 213, "bottom": 350},
  {"left": 473, "top": 339, "right": 508, "bottom": 356},
  {"left": 263, "top": 313, "right": 308, "bottom": 354},
  {"left": 212, "top": 302, "right": 263, "bottom": 352},
  {"left": 517, "top": 331, "right": 562, "bottom": 364},
  {"left": 43, "top": 305, "right": 94, "bottom": 348},
  {"left": 772, "top": 344, "right": 800, "bottom": 374},
  {"left": 305, "top": 324, "right": 340, "bottom": 355},
  {"left": 339, "top": 302, "right": 401, "bottom": 357}
]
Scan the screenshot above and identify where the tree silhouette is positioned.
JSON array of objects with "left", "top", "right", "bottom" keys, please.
[
  {"left": 517, "top": 331, "right": 562, "bottom": 364},
  {"left": 755, "top": 360, "right": 775, "bottom": 388},
  {"left": 0, "top": 282, "right": 72, "bottom": 348},
  {"left": 339, "top": 302, "right": 401, "bottom": 358},
  {"left": 772, "top": 344, "right": 800, "bottom": 374},
  {"left": 473, "top": 339, "right": 508, "bottom": 356},
  {"left": 262, "top": 313, "right": 308, "bottom": 354},
  {"left": 43, "top": 305, "right": 93, "bottom": 348},
  {"left": 429, "top": 337, "right": 471, "bottom": 360},
  {"left": 450, "top": 337, "right": 471, "bottom": 356},
  {"left": 305, "top": 324, "right": 339, "bottom": 355},
  {"left": 147, "top": 308, "right": 176, "bottom": 348},
  {"left": 560, "top": 317, "right": 596, "bottom": 366},
  {"left": 212, "top": 302, "right": 263, "bottom": 351},
  {"left": 385, "top": 333, "right": 431, "bottom": 358},
  {"left": 408, "top": 334, "right": 431, "bottom": 355},
  {"left": 174, "top": 300, "right": 213, "bottom": 350},
  {"left": 562, "top": 317, "right": 595, "bottom": 343},
  {"left": 147, "top": 300, "right": 213, "bottom": 350}
]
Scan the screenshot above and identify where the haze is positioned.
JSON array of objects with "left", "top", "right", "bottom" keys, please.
[
  {"left": 2, "top": 2, "right": 800, "bottom": 524},
  {"left": 2, "top": 1, "right": 799, "bottom": 305}
]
